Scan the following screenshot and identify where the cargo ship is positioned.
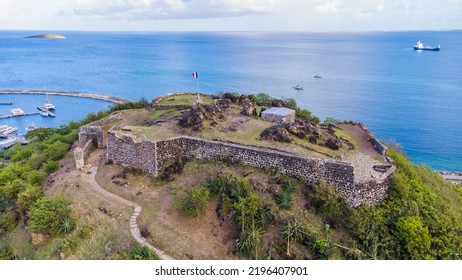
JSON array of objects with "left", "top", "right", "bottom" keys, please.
[{"left": 414, "top": 41, "right": 440, "bottom": 51}]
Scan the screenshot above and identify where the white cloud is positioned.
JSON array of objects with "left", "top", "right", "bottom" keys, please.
[
  {"left": 68, "top": 0, "right": 283, "bottom": 20},
  {"left": 0, "top": 0, "right": 12, "bottom": 18}
]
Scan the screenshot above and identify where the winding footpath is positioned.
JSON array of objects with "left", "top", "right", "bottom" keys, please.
[{"left": 84, "top": 164, "right": 174, "bottom": 260}]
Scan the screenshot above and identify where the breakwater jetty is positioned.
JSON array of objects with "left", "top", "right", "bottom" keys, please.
[{"left": 0, "top": 90, "right": 131, "bottom": 104}]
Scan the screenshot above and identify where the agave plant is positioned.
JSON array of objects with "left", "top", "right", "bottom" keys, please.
[
  {"left": 276, "top": 191, "right": 293, "bottom": 209},
  {"left": 207, "top": 175, "right": 232, "bottom": 198},
  {"left": 281, "top": 179, "right": 296, "bottom": 194},
  {"left": 58, "top": 216, "right": 76, "bottom": 234}
]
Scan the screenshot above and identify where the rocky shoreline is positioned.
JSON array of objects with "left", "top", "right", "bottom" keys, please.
[
  {"left": 437, "top": 170, "right": 462, "bottom": 185},
  {"left": 437, "top": 170, "right": 462, "bottom": 176}
]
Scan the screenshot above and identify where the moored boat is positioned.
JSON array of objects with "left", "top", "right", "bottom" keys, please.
[
  {"left": 43, "top": 101, "right": 55, "bottom": 110},
  {"left": 11, "top": 107, "right": 25, "bottom": 116},
  {"left": 1, "top": 126, "right": 17, "bottom": 136}
]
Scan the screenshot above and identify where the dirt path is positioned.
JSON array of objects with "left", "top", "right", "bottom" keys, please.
[
  {"left": 83, "top": 151, "right": 174, "bottom": 260},
  {"left": 338, "top": 123, "right": 378, "bottom": 157}
]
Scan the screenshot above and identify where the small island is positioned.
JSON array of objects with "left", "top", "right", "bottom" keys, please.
[{"left": 24, "top": 34, "right": 66, "bottom": 39}]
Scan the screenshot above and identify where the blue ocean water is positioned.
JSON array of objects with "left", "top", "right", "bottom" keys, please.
[{"left": 0, "top": 31, "right": 461, "bottom": 171}]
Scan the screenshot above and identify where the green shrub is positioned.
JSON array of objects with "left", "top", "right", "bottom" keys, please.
[
  {"left": 304, "top": 234, "right": 334, "bottom": 259},
  {"left": 28, "top": 195, "right": 74, "bottom": 236},
  {"left": 43, "top": 161, "right": 59, "bottom": 174},
  {"left": 295, "top": 108, "right": 320, "bottom": 124},
  {"left": 131, "top": 244, "right": 160, "bottom": 260},
  {"left": 17, "top": 184, "right": 43, "bottom": 215},
  {"left": 207, "top": 175, "right": 233, "bottom": 198},
  {"left": 0, "top": 241, "right": 14, "bottom": 260},
  {"left": 43, "top": 141, "right": 69, "bottom": 161},
  {"left": 174, "top": 185, "right": 210, "bottom": 217}
]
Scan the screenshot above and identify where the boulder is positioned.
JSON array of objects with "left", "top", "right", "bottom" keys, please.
[
  {"left": 260, "top": 126, "right": 293, "bottom": 143},
  {"left": 325, "top": 135, "right": 342, "bottom": 150},
  {"left": 178, "top": 106, "right": 205, "bottom": 128},
  {"left": 222, "top": 93, "right": 239, "bottom": 103},
  {"left": 285, "top": 123, "right": 306, "bottom": 138},
  {"left": 192, "top": 123, "right": 205, "bottom": 132},
  {"left": 271, "top": 99, "right": 286, "bottom": 107},
  {"left": 240, "top": 96, "right": 256, "bottom": 116}
]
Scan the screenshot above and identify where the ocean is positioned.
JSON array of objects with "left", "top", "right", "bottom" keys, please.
[{"left": 0, "top": 30, "right": 461, "bottom": 171}]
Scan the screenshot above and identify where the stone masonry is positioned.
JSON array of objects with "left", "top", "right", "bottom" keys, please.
[{"left": 104, "top": 130, "right": 391, "bottom": 207}]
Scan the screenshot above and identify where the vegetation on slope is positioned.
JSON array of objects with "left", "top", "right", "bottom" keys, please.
[
  {"left": 1, "top": 94, "right": 461, "bottom": 260},
  {"left": 0, "top": 100, "right": 155, "bottom": 260},
  {"left": 346, "top": 149, "right": 462, "bottom": 259}
]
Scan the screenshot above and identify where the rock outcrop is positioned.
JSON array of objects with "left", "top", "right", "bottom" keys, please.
[{"left": 260, "top": 126, "right": 293, "bottom": 143}]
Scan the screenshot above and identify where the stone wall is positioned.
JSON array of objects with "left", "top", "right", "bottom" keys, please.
[
  {"left": 358, "top": 123, "right": 388, "bottom": 155},
  {"left": 74, "top": 139, "right": 93, "bottom": 169},
  {"left": 108, "top": 133, "right": 394, "bottom": 206},
  {"left": 106, "top": 131, "right": 158, "bottom": 176}
]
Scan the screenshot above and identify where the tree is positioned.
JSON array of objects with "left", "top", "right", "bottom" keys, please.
[
  {"left": 28, "top": 195, "right": 74, "bottom": 236},
  {"left": 282, "top": 219, "right": 307, "bottom": 256},
  {"left": 174, "top": 185, "right": 210, "bottom": 217},
  {"left": 17, "top": 184, "right": 43, "bottom": 215},
  {"left": 43, "top": 141, "right": 69, "bottom": 161}
]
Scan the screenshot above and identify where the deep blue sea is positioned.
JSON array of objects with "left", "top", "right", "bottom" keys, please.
[{"left": 0, "top": 31, "right": 461, "bottom": 171}]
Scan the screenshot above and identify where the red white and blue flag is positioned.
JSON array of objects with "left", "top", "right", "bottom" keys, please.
[{"left": 192, "top": 72, "right": 198, "bottom": 79}]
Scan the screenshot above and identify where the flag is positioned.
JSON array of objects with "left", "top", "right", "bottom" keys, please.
[{"left": 192, "top": 72, "right": 198, "bottom": 79}]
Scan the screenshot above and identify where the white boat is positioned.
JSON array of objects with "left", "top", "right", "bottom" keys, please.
[
  {"left": 1, "top": 126, "right": 17, "bottom": 136},
  {"left": 0, "top": 125, "right": 8, "bottom": 132},
  {"left": 0, "top": 137, "right": 17, "bottom": 148},
  {"left": 43, "top": 92, "right": 55, "bottom": 110},
  {"left": 43, "top": 101, "right": 55, "bottom": 110},
  {"left": 11, "top": 107, "right": 25, "bottom": 116},
  {"left": 40, "top": 111, "right": 49, "bottom": 117},
  {"left": 26, "top": 124, "right": 36, "bottom": 131},
  {"left": 292, "top": 84, "right": 303, "bottom": 90}
]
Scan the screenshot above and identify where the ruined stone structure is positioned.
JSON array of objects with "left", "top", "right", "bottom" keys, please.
[
  {"left": 74, "top": 114, "right": 121, "bottom": 168},
  {"left": 79, "top": 125, "right": 103, "bottom": 148},
  {"left": 106, "top": 130, "right": 393, "bottom": 207},
  {"left": 74, "top": 139, "right": 93, "bottom": 169}
]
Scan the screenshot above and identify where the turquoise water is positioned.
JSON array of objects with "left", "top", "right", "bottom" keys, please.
[{"left": 0, "top": 31, "right": 461, "bottom": 171}]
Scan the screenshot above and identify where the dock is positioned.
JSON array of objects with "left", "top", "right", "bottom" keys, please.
[
  {"left": 0, "top": 102, "right": 13, "bottom": 105},
  {"left": 37, "top": 107, "right": 56, "bottom": 117},
  {"left": 0, "top": 112, "right": 40, "bottom": 119}
]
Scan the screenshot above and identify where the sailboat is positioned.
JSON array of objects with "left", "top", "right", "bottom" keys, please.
[
  {"left": 10, "top": 97, "right": 25, "bottom": 116},
  {"left": 43, "top": 91, "right": 55, "bottom": 110}
]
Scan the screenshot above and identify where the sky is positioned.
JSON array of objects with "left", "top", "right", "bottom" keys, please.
[{"left": 0, "top": 0, "right": 461, "bottom": 32}]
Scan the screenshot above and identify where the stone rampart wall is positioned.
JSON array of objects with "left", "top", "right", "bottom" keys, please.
[{"left": 106, "top": 133, "right": 392, "bottom": 206}]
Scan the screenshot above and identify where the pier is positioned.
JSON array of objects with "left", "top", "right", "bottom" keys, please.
[
  {"left": 0, "top": 102, "right": 13, "bottom": 105},
  {"left": 0, "top": 90, "right": 132, "bottom": 104},
  {"left": 0, "top": 112, "right": 40, "bottom": 119}
]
